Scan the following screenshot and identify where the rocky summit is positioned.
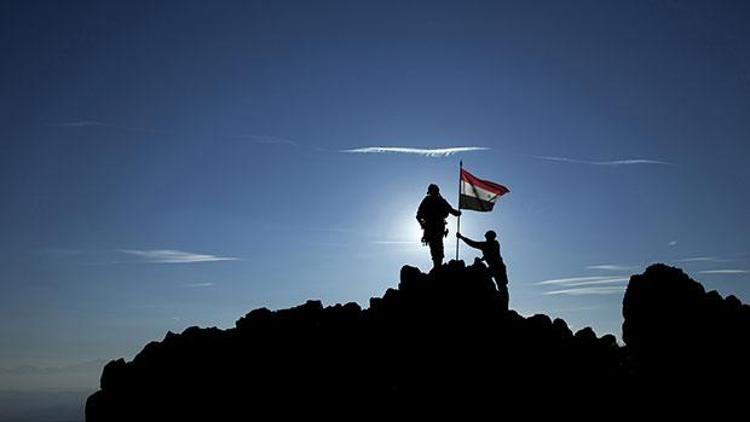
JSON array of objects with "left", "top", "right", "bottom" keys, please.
[{"left": 86, "top": 261, "right": 750, "bottom": 420}]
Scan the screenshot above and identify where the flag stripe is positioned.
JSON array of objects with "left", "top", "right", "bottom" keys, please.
[
  {"left": 460, "top": 180, "right": 501, "bottom": 201},
  {"left": 459, "top": 195, "right": 496, "bottom": 211},
  {"left": 460, "top": 169, "right": 509, "bottom": 196},
  {"left": 459, "top": 168, "right": 509, "bottom": 212}
]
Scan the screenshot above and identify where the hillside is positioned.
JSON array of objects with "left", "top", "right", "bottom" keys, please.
[{"left": 86, "top": 261, "right": 750, "bottom": 420}]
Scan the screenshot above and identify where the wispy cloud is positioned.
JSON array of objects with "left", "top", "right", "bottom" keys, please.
[
  {"left": 698, "top": 269, "right": 748, "bottom": 274},
  {"left": 0, "top": 359, "right": 106, "bottom": 375},
  {"left": 538, "top": 275, "right": 630, "bottom": 296},
  {"left": 546, "top": 305, "right": 603, "bottom": 313},
  {"left": 532, "top": 155, "right": 672, "bottom": 166},
  {"left": 544, "top": 286, "right": 627, "bottom": 296},
  {"left": 341, "top": 146, "right": 490, "bottom": 157},
  {"left": 563, "top": 277, "right": 630, "bottom": 287},
  {"left": 369, "top": 240, "right": 419, "bottom": 245},
  {"left": 48, "top": 120, "right": 105, "bottom": 128},
  {"left": 121, "top": 249, "right": 238, "bottom": 264},
  {"left": 537, "top": 276, "right": 628, "bottom": 285},
  {"left": 668, "top": 240, "right": 678, "bottom": 247},
  {"left": 48, "top": 120, "right": 170, "bottom": 135},
  {"left": 586, "top": 264, "right": 637, "bottom": 271},
  {"left": 181, "top": 282, "right": 217, "bottom": 288},
  {"left": 674, "top": 256, "right": 727, "bottom": 263}
]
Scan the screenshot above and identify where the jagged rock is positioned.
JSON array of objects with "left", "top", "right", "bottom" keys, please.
[
  {"left": 86, "top": 261, "right": 750, "bottom": 420},
  {"left": 622, "top": 263, "right": 750, "bottom": 398}
]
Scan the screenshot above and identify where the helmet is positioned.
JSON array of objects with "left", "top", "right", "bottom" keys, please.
[
  {"left": 485, "top": 230, "right": 497, "bottom": 240},
  {"left": 427, "top": 184, "right": 440, "bottom": 195}
]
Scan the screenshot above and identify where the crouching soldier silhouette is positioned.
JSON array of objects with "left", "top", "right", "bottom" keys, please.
[
  {"left": 416, "top": 184, "right": 461, "bottom": 269},
  {"left": 457, "top": 230, "right": 509, "bottom": 310}
]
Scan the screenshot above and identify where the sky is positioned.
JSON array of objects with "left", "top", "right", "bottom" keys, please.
[{"left": 2, "top": 0, "right": 750, "bottom": 404}]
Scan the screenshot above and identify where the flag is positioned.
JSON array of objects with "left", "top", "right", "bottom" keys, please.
[{"left": 459, "top": 168, "right": 510, "bottom": 212}]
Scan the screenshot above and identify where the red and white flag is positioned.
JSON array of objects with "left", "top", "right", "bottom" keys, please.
[{"left": 459, "top": 168, "right": 510, "bottom": 212}]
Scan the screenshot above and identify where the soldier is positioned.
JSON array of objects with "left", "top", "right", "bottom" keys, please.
[
  {"left": 416, "top": 184, "right": 461, "bottom": 269},
  {"left": 457, "top": 230, "right": 509, "bottom": 310}
]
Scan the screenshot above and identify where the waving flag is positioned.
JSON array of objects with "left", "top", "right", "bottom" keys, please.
[{"left": 459, "top": 168, "right": 510, "bottom": 212}]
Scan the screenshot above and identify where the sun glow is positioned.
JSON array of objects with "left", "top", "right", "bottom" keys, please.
[{"left": 386, "top": 213, "right": 423, "bottom": 246}]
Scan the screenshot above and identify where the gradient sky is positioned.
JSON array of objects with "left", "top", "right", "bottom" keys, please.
[{"left": 2, "top": 0, "right": 750, "bottom": 394}]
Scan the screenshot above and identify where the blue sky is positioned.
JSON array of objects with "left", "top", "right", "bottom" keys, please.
[{"left": 2, "top": 0, "right": 750, "bottom": 395}]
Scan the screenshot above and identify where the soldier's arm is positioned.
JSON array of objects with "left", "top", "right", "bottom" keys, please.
[
  {"left": 459, "top": 236, "right": 483, "bottom": 250},
  {"left": 442, "top": 198, "right": 461, "bottom": 216},
  {"left": 416, "top": 203, "right": 426, "bottom": 227}
]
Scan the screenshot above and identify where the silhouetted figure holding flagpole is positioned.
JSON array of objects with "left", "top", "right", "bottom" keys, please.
[
  {"left": 417, "top": 184, "right": 461, "bottom": 269},
  {"left": 455, "top": 164, "right": 511, "bottom": 259},
  {"left": 455, "top": 161, "right": 511, "bottom": 308},
  {"left": 457, "top": 230, "right": 509, "bottom": 310}
]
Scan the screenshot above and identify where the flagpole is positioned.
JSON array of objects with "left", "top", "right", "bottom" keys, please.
[{"left": 456, "top": 160, "right": 462, "bottom": 261}]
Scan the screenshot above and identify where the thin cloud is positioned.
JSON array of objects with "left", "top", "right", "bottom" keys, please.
[
  {"left": 49, "top": 120, "right": 105, "bottom": 128},
  {"left": 538, "top": 275, "right": 630, "bottom": 296},
  {"left": 564, "top": 277, "right": 630, "bottom": 287},
  {"left": 121, "top": 249, "right": 239, "bottom": 264},
  {"left": 586, "top": 265, "right": 637, "bottom": 271},
  {"left": 546, "top": 305, "right": 603, "bottom": 313},
  {"left": 0, "top": 359, "right": 107, "bottom": 375},
  {"left": 48, "top": 120, "right": 170, "bottom": 135},
  {"left": 544, "top": 286, "right": 627, "bottom": 296},
  {"left": 668, "top": 240, "right": 678, "bottom": 247},
  {"left": 51, "top": 120, "right": 299, "bottom": 145},
  {"left": 532, "top": 155, "right": 672, "bottom": 166},
  {"left": 181, "top": 282, "right": 217, "bottom": 288},
  {"left": 341, "top": 146, "right": 490, "bottom": 157},
  {"left": 674, "top": 256, "right": 728, "bottom": 263},
  {"left": 698, "top": 269, "right": 748, "bottom": 274},
  {"left": 537, "top": 276, "right": 626, "bottom": 285}
]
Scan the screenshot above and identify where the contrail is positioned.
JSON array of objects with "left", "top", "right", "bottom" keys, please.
[
  {"left": 532, "top": 155, "right": 672, "bottom": 166},
  {"left": 120, "top": 249, "right": 239, "bottom": 263},
  {"left": 341, "top": 146, "right": 490, "bottom": 157}
]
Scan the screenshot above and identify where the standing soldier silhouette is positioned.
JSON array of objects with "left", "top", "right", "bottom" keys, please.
[
  {"left": 416, "top": 184, "right": 461, "bottom": 269},
  {"left": 457, "top": 230, "right": 509, "bottom": 310}
]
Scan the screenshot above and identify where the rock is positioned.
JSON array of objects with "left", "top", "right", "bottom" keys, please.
[{"left": 86, "top": 262, "right": 750, "bottom": 420}]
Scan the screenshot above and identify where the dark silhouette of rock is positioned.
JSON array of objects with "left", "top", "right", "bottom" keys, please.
[
  {"left": 622, "top": 263, "right": 750, "bottom": 404},
  {"left": 86, "top": 262, "right": 750, "bottom": 420}
]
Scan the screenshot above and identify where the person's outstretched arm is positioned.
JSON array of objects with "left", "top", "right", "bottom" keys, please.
[
  {"left": 457, "top": 233, "right": 482, "bottom": 249},
  {"left": 440, "top": 197, "right": 461, "bottom": 217}
]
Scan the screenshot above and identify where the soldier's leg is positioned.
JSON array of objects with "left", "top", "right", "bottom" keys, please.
[
  {"left": 436, "top": 239, "right": 444, "bottom": 266},
  {"left": 494, "top": 262, "right": 508, "bottom": 287},
  {"left": 429, "top": 237, "right": 444, "bottom": 268},
  {"left": 491, "top": 262, "right": 509, "bottom": 310},
  {"left": 498, "top": 285, "right": 509, "bottom": 311}
]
